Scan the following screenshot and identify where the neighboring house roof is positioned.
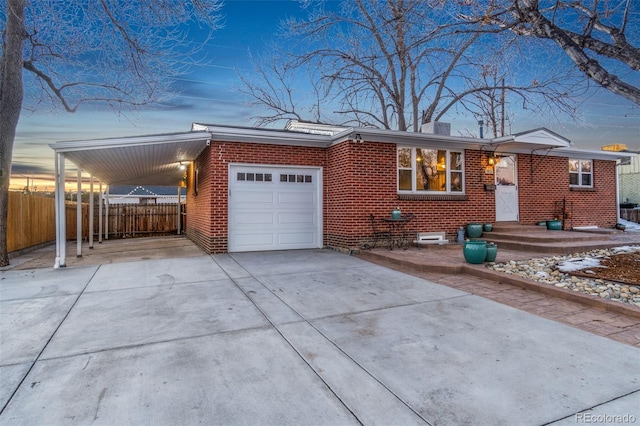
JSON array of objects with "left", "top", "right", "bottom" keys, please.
[{"left": 108, "top": 185, "right": 186, "bottom": 197}]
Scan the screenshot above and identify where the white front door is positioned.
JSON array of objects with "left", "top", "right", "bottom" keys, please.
[
  {"left": 228, "top": 164, "right": 322, "bottom": 252},
  {"left": 495, "top": 154, "right": 519, "bottom": 222}
]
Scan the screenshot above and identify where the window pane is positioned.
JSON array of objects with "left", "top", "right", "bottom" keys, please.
[
  {"left": 398, "top": 170, "right": 412, "bottom": 190},
  {"left": 398, "top": 148, "right": 411, "bottom": 168},
  {"left": 569, "top": 160, "right": 579, "bottom": 172},
  {"left": 450, "top": 151, "right": 462, "bottom": 170},
  {"left": 582, "top": 174, "right": 592, "bottom": 186},
  {"left": 416, "top": 149, "right": 446, "bottom": 191},
  {"left": 581, "top": 161, "right": 592, "bottom": 172},
  {"left": 569, "top": 173, "right": 579, "bottom": 185},
  {"left": 237, "top": 173, "right": 245, "bottom": 181},
  {"left": 451, "top": 172, "right": 463, "bottom": 192}
]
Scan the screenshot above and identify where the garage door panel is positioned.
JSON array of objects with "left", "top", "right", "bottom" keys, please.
[
  {"left": 278, "top": 212, "right": 316, "bottom": 225},
  {"left": 233, "top": 233, "right": 275, "bottom": 248},
  {"left": 229, "top": 165, "right": 321, "bottom": 252},
  {"left": 235, "top": 191, "right": 274, "bottom": 205},
  {"left": 235, "top": 212, "right": 275, "bottom": 226},
  {"left": 278, "top": 191, "right": 315, "bottom": 204},
  {"left": 278, "top": 232, "right": 316, "bottom": 245}
]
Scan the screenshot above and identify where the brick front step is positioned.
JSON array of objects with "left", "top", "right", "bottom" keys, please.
[{"left": 470, "top": 223, "right": 628, "bottom": 254}]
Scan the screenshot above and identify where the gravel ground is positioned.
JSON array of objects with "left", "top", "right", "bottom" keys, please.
[{"left": 488, "top": 245, "right": 640, "bottom": 307}]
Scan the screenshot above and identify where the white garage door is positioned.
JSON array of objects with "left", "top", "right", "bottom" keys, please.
[{"left": 228, "top": 165, "right": 322, "bottom": 252}]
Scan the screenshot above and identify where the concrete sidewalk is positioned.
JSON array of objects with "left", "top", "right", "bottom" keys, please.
[{"left": 1, "top": 248, "right": 639, "bottom": 425}]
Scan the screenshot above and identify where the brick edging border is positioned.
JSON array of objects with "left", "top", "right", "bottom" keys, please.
[
  {"left": 463, "top": 265, "right": 640, "bottom": 320},
  {"left": 357, "top": 250, "right": 640, "bottom": 320}
]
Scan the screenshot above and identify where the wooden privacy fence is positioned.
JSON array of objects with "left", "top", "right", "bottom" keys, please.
[
  {"left": 105, "top": 204, "right": 179, "bottom": 238},
  {"left": 621, "top": 208, "right": 640, "bottom": 224},
  {"left": 7, "top": 193, "right": 86, "bottom": 253},
  {"left": 8, "top": 192, "right": 180, "bottom": 254}
]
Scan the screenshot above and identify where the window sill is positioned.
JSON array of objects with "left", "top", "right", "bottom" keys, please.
[
  {"left": 569, "top": 187, "right": 596, "bottom": 192},
  {"left": 397, "top": 194, "right": 468, "bottom": 201}
]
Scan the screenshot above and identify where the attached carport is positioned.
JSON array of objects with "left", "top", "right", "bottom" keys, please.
[{"left": 48, "top": 131, "right": 211, "bottom": 268}]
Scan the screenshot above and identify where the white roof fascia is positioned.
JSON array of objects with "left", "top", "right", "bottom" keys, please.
[
  {"left": 329, "top": 127, "right": 483, "bottom": 150},
  {"left": 193, "top": 123, "right": 331, "bottom": 148},
  {"left": 547, "top": 148, "right": 636, "bottom": 161},
  {"left": 49, "top": 132, "right": 211, "bottom": 152}
]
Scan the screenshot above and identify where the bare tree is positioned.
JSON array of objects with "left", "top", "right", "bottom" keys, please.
[
  {"left": 240, "top": 0, "right": 580, "bottom": 130},
  {"left": 0, "top": 0, "right": 222, "bottom": 266},
  {"left": 461, "top": 0, "right": 640, "bottom": 105},
  {"left": 238, "top": 49, "right": 326, "bottom": 127}
]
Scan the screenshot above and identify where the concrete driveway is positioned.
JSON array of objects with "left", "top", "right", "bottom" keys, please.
[{"left": 1, "top": 249, "right": 639, "bottom": 425}]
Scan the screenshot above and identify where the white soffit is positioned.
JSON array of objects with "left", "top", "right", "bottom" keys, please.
[{"left": 49, "top": 132, "right": 210, "bottom": 186}]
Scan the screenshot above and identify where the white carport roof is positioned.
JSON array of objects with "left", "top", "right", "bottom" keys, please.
[{"left": 49, "top": 131, "right": 211, "bottom": 186}]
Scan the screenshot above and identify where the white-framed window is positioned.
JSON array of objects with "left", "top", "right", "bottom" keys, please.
[
  {"left": 569, "top": 159, "right": 593, "bottom": 187},
  {"left": 398, "top": 147, "right": 464, "bottom": 193}
]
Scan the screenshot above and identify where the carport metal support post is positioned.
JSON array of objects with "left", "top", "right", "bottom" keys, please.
[
  {"left": 77, "top": 168, "right": 82, "bottom": 258},
  {"left": 54, "top": 152, "right": 66, "bottom": 268},
  {"left": 98, "top": 181, "right": 103, "bottom": 244},
  {"left": 177, "top": 185, "right": 181, "bottom": 235},
  {"left": 89, "top": 175, "right": 94, "bottom": 249}
]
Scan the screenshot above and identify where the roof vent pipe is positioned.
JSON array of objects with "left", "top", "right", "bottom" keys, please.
[{"left": 478, "top": 120, "right": 484, "bottom": 139}]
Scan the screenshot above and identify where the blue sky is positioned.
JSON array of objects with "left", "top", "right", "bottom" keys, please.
[{"left": 11, "top": 0, "right": 640, "bottom": 191}]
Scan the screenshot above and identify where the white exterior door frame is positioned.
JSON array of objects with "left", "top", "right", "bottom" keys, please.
[{"left": 495, "top": 154, "right": 519, "bottom": 222}]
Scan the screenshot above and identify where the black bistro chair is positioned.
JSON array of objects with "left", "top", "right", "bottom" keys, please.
[{"left": 362, "top": 214, "right": 392, "bottom": 250}]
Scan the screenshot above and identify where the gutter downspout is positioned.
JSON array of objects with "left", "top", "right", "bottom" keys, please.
[
  {"left": 616, "top": 161, "right": 621, "bottom": 226},
  {"left": 105, "top": 185, "right": 109, "bottom": 240},
  {"left": 177, "top": 186, "right": 182, "bottom": 235}
]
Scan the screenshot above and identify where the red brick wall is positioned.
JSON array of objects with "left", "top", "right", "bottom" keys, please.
[
  {"left": 185, "top": 141, "right": 327, "bottom": 253},
  {"left": 186, "top": 139, "right": 620, "bottom": 253},
  {"left": 324, "top": 142, "right": 497, "bottom": 248},
  {"left": 185, "top": 147, "right": 214, "bottom": 252},
  {"left": 517, "top": 154, "right": 618, "bottom": 229}
]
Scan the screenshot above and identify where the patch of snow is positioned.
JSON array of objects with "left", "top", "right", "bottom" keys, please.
[
  {"left": 557, "top": 257, "right": 605, "bottom": 273},
  {"left": 619, "top": 218, "right": 640, "bottom": 232},
  {"left": 612, "top": 245, "right": 640, "bottom": 253}
]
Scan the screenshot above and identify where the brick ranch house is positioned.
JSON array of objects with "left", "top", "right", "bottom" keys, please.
[
  {"left": 49, "top": 121, "right": 634, "bottom": 264},
  {"left": 184, "top": 121, "right": 633, "bottom": 253}
]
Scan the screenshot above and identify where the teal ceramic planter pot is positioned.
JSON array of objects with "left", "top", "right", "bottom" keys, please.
[
  {"left": 466, "top": 223, "right": 483, "bottom": 238},
  {"left": 546, "top": 220, "right": 562, "bottom": 230},
  {"left": 391, "top": 209, "right": 402, "bottom": 219},
  {"left": 463, "top": 240, "right": 487, "bottom": 264},
  {"left": 485, "top": 243, "right": 498, "bottom": 262},
  {"left": 483, "top": 223, "right": 493, "bottom": 232}
]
